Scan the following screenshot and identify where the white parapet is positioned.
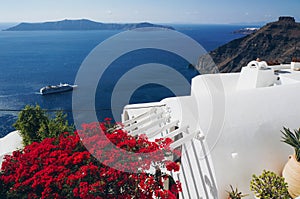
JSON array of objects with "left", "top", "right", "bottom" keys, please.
[{"left": 291, "top": 62, "right": 300, "bottom": 71}]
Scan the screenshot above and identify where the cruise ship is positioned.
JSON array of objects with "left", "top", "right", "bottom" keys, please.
[{"left": 40, "top": 83, "right": 77, "bottom": 95}]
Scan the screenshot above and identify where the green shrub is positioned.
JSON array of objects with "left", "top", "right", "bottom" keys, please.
[
  {"left": 13, "top": 105, "right": 49, "bottom": 145},
  {"left": 226, "top": 185, "right": 247, "bottom": 199},
  {"left": 40, "top": 111, "right": 74, "bottom": 140},
  {"left": 13, "top": 105, "right": 74, "bottom": 146},
  {"left": 250, "top": 170, "right": 290, "bottom": 199}
]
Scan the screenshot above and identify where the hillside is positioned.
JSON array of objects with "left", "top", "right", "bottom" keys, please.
[
  {"left": 209, "top": 16, "right": 300, "bottom": 72},
  {"left": 4, "top": 19, "right": 174, "bottom": 31}
]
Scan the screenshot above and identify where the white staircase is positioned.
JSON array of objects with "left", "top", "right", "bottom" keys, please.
[{"left": 122, "top": 103, "right": 218, "bottom": 199}]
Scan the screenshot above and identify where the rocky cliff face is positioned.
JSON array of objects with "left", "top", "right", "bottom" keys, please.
[{"left": 209, "top": 16, "right": 300, "bottom": 72}]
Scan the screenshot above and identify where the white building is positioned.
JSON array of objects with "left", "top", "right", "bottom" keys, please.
[{"left": 122, "top": 61, "right": 300, "bottom": 198}]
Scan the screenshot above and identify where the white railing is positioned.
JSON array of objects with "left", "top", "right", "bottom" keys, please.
[
  {"left": 147, "top": 120, "right": 179, "bottom": 138},
  {"left": 122, "top": 107, "right": 157, "bottom": 126},
  {"left": 129, "top": 117, "right": 169, "bottom": 136},
  {"left": 123, "top": 106, "right": 173, "bottom": 137},
  {"left": 121, "top": 104, "right": 218, "bottom": 199},
  {"left": 167, "top": 129, "right": 218, "bottom": 199},
  {"left": 269, "top": 64, "right": 291, "bottom": 70}
]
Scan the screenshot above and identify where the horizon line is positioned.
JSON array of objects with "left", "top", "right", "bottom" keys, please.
[{"left": 0, "top": 18, "right": 270, "bottom": 26}]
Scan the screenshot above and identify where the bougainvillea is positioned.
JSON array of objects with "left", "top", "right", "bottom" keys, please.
[{"left": 0, "top": 119, "right": 181, "bottom": 199}]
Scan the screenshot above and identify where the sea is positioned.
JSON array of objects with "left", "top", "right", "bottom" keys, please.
[{"left": 0, "top": 24, "right": 254, "bottom": 137}]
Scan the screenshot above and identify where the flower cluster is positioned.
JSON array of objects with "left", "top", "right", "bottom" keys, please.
[{"left": 0, "top": 120, "right": 181, "bottom": 198}]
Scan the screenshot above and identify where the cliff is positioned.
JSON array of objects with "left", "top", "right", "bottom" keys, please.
[
  {"left": 209, "top": 16, "right": 300, "bottom": 72},
  {"left": 4, "top": 19, "right": 174, "bottom": 31}
]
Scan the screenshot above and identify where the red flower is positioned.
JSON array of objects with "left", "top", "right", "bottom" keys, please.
[
  {"left": 166, "top": 161, "right": 180, "bottom": 172},
  {"left": 104, "top": 118, "right": 112, "bottom": 122},
  {"left": 0, "top": 120, "right": 181, "bottom": 198}
]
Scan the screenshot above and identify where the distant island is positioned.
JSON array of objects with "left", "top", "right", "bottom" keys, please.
[
  {"left": 4, "top": 19, "right": 175, "bottom": 31},
  {"left": 208, "top": 16, "right": 300, "bottom": 72}
]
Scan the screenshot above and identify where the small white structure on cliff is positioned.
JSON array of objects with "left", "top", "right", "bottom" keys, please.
[
  {"left": 0, "top": 131, "right": 22, "bottom": 167},
  {"left": 122, "top": 60, "right": 300, "bottom": 198}
]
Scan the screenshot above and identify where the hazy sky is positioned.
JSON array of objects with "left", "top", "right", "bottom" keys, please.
[{"left": 1, "top": 0, "right": 300, "bottom": 24}]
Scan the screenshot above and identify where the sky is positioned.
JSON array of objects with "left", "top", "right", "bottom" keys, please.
[{"left": 0, "top": 0, "right": 300, "bottom": 24}]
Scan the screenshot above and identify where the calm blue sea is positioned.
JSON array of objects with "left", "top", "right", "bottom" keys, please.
[{"left": 0, "top": 24, "right": 249, "bottom": 137}]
